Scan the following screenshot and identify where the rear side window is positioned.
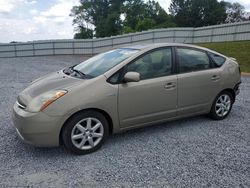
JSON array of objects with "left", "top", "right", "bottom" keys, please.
[
  {"left": 208, "top": 52, "right": 226, "bottom": 67},
  {"left": 177, "top": 48, "right": 210, "bottom": 73}
]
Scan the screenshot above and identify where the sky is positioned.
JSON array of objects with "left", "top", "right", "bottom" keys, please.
[{"left": 0, "top": 0, "right": 249, "bottom": 43}]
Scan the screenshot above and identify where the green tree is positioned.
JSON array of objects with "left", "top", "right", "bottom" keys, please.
[
  {"left": 123, "top": 26, "right": 134, "bottom": 34},
  {"left": 169, "top": 0, "right": 227, "bottom": 27},
  {"left": 135, "top": 18, "right": 156, "bottom": 31},
  {"left": 146, "top": 0, "right": 176, "bottom": 28},
  {"left": 74, "top": 26, "right": 93, "bottom": 39},
  {"left": 70, "top": 3, "right": 93, "bottom": 37},
  {"left": 123, "top": 0, "right": 175, "bottom": 33},
  {"left": 122, "top": 0, "right": 146, "bottom": 31},
  {"left": 71, "top": 0, "right": 175, "bottom": 38},
  {"left": 225, "top": 2, "right": 246, "bottom": 23},
  {"left": 71, "top": 0, "right": 124, "bottom": 38}
]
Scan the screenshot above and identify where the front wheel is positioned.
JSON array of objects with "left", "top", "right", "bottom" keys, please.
[
  {"left": 209, "top": 91, "right": 233, "bottom": 120},
  {"left": 62, "top": 110, "right": 109, "bottom": 155}
]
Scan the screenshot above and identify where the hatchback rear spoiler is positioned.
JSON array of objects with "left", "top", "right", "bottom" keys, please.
[{"left": 229, "top": 57, "right": 237, "bottom": 61}]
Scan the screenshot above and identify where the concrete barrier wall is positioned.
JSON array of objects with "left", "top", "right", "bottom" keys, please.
[{"left": 1, "top": 21, "right": 250, "bottom": 58}]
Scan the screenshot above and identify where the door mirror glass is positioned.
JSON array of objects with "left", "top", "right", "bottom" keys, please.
[{"left": 124, "top": 72, "right": 140, "bottom": 82}]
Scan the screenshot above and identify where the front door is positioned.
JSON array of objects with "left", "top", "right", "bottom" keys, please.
[{"left": 118, "top": 47, "right": 178, "bottom": 128}]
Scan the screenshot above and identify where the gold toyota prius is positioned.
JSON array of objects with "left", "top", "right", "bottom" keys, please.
[{"left": 12, "top": 43, "right": 241, "bottom": 154}]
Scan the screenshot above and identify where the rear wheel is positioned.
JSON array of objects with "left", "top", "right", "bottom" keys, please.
[
  {"left": 209, "top": 91, "right": 233, "bottom": 120},
  {"left": 62, "top": 110, "right": 109, "bottom": 155}
]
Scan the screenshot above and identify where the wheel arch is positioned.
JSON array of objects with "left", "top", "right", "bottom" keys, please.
[
  {"left": 209, "top": 88, "right": 236, "bottom": 113},
  {"left": 220, "top": 88, "right": 236, "bottom": 103},
  {"left": 209, "top": 88, "right": 235, "bottom": 120},
  {"left": 59, "top": 108, "right": 114, "bottom": 145}
]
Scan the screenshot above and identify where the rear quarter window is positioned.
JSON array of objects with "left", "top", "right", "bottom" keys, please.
[{"left": 208, "top": 52, "right": 226, "bottom": 67}]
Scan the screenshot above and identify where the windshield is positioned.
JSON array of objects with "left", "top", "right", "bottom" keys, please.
[{"left": 74, "top": 48, "right": 139, "bottom": 78}]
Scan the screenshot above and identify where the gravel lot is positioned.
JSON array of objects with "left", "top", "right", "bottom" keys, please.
[{"left": 0, "top": 55, "right": 249, "bottom": 187}]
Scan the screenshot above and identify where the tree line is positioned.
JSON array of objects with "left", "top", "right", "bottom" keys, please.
[{"left": 70, "top": 0, "right": 249, "bottom": 39}]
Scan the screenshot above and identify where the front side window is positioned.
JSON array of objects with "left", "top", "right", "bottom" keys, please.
[
  {"left": 126, "top": 48, "right": 172, "bottom": 80},
  {"left": 108, "top": 70, "right": 122, "bottom": 84},
  {"left": 74, "top": 48, "right": 139, "bottom": 78},
  {"left": 177, "top": 48, "right": 210, "bottom": 73}
]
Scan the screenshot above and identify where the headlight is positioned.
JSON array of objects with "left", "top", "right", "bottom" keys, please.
[{"left": 26, "top": 90, "right": 67, "bottom": 112}]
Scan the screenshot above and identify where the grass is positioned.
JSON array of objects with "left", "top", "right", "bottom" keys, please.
[{"left": 197, "top": 41, "right": 250, "bottom": 73}]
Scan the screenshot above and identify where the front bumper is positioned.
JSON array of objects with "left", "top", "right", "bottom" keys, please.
[{"left": 12, "top": 102, "right": 64, "bottom": 147}]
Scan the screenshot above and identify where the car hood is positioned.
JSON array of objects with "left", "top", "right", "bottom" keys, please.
[{"left": 17, "top": 70, "right": 83, "bottom": 106}]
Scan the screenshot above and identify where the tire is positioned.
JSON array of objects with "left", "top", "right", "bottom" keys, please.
[
  {"left": 62, "top": 110, "right": 109, "bottom": 155},
  {"left": 209, "top": 91, "right": 233, "bottom": 120}
]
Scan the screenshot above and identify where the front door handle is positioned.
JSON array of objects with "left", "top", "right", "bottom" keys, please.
[
  {"left": 211, "top": 75, "right": 220, "bottom": 81},
  {"left": 164, "top": 82, "right": 176, "bottom": 89}
]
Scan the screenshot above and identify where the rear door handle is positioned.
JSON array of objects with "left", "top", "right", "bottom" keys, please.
[
  {"left": 164, "top": 82, "right": 176, "bottom": 89},
  {"left": 211, "top": 75, "right": 220, "bottom": 81}
]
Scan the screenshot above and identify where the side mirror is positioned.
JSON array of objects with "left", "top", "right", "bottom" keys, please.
[{"left": 123, "top": 72, "right": 140, "bottom": 82}]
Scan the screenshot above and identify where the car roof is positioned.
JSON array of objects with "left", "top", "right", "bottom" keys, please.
[
  {"left": 121, "top": 43, "right": 202, "bottom": 50},
  {"left": 121, "top": 43, "right": 227, "bottom": 58},
  {"left": 121, "top": 44, "right": 153, "bottom": 50}
]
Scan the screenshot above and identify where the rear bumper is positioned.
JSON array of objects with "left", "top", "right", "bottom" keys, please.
[
  {"left": 234, "top": 81, "right": 241, "bottom": 96},
  {"left": 12, "top": 102, "right": 64, "bottom": 147}
]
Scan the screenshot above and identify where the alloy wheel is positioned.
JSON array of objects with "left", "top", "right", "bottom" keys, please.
[
  {"left": 215, "top": 94, "right": 231, "bottom": 117},
  {"left": 71, "top": 117, "right": 104, "bottom": 150}
]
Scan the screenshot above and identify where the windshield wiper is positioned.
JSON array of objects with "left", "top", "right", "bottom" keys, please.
[
  {"left": 64, "top": 65, "right": 93, "bottom": 79},
  {"left": 72, "top": 68, "right": 86, "bottom": 78},
  {"left": 63, "top": 65, "right": 76, "bottom": 75}
]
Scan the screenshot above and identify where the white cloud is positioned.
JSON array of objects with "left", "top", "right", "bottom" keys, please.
[
  {"left": 35, "top": 0, "right": 79, "bottom": 21},
  {"left": 238, "top": 1, "right": 250, "bottom": 12},
  {"left": 158, "top": 0, "right": 250, "bottom": 13},
  {"left": 33, "top": 0, "right": 79, "bottom": 26},
  {"left": 30, "top": 9, "right": 38, "bottom": 15},
  {"left": 0, "top": 0, "right": 15, "bottom": 13},
  {"left": 24, "top": 26, "right": 38, "bottom": 34},
  {"left": 24, "top": 0, "right": 37, "bottom": 4},
  {"left": 0, "top": 0, "right": 36, "bottom": 14},
  {"left": 0, "top": 16, "right": 75, "bottom": 42},
  {"left": 0, "top": 0, "right": 80, "bottom": 42},
  {"left": 157, "top": 0, "right": 171, "bottom": 13},
  {"left": 40, "top": 0, "right": 74, "bottom": 18},
  {"left": 57, "top": 30, "right": 71, "bottom": 37}
]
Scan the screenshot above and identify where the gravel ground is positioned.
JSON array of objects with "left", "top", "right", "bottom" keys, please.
[{"left": 0, "top": 55, "right": 249, "bottom": 187}]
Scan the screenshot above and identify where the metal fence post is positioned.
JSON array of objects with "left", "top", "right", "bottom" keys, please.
[
  {"left": 32, "top": 42, "right": 35, "bottom": 56},
  {"left": 52, "top": 41, "right": 55, "bottom": 55},
  {"left": 152, "top": 31, "right": 155, "bottom": 43},
  {"left": 91, "top": 40, "right": 94, "bottom": 56},
  {"left": 173, "top": 30, "right": 176, "bottom": 43},
  {"left": 14, "top": 44, "right": 17, "bottom": 57},
  {"left": 210, "top": 27, "right": 214, "bottom": 42},
  {"left": 192, "top": 28, "right": 195, "bottom": 43},
  {"left": 72, "top": 40, "right": 75, "bottom": 55},
  {"left": 233, "top": 24, "right": 239, "bottom": 41}
]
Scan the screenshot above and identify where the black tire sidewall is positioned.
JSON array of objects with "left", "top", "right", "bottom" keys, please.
[
  {"left": 210, "top": 91, "right": 233, "bottom": 120},
  {"left": 62, "top": 110, "right": 109, "bottom": 155}
]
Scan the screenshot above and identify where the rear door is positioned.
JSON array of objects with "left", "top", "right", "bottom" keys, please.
[{"left": 176, "top": 47, "right": 222, "bottom": 116}]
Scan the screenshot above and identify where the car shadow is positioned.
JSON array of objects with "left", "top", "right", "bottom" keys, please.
[{"left": 14, "top": 115, "right": 213, "bottom": 158}]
